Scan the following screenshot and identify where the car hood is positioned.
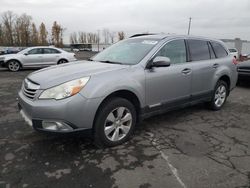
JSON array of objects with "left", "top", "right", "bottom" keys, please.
[
  {"left": 237, "top": 60, "right": 250, "bottom": 68},
  {"left": 0, "top": 54, "right": 23, "bottom": 58},
  {"left": 0, "top": 53, "right": 23, "bottom": 60},
  {"left": 27, "top": 61, "right": 128, "bottom": 89}
]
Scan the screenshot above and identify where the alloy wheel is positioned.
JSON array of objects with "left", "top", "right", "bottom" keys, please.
[
  {"left": 104, "top": 107, "right": 132, "bottom": 142},
  {"left": 214, "top": 85, "right": 226, "bottom": 107},
  {"left": 8, "top": 61, "right": 20, "bottom": 71}
]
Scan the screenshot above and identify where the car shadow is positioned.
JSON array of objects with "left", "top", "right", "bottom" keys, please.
[
  {"left": 237, "top": 78, "right": 250, "bottom": 88},
  {"left": 0, "top": 67, "right": 39, "bottom": 72},
  {"left": 26, "top": 103, "right": 206, "bottom": 153}
]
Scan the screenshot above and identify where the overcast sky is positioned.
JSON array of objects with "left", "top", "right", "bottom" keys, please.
[{"left": 0, "top": 0, "right": 250, "bottom": 43}]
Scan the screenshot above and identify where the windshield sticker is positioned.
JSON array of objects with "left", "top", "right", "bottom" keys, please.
[{"left": 142, "top": 40, "right": 158, "bottom": 45}]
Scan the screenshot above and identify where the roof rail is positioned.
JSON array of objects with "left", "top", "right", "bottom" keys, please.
[{"left": 129, "top": 33, "right": 156, "bottom": 38}]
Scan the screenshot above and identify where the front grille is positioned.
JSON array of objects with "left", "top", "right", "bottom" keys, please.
[
  {"left": 23, "top": 87, "right": 37, "bottom": 99},
  {"left": 22, "top": 79, "right": 40, "bottom": 99},
  {"left": 238, "top": 67, "right": 250, "bottom": 73}
]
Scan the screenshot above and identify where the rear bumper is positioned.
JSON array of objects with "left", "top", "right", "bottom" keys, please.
[{"left": 18, "top": 90, "right": 103, "bottom": 133}]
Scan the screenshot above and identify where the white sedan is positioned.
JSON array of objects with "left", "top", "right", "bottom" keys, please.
[
  {"left": 228, "top": 48, "right": 239, "bottom": 59},
  {"left": 0, "top": 46, "right": 77, "bottom": 72}
]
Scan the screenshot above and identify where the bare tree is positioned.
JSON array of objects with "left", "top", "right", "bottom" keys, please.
[
  {"left": 0, "top": 24, "right": 4, "bottom": 45},
  {"left": 31, "top": 23, "right": 39, "bottom": 46},
  {"left": 0, "top": 11, "right": 66, "bottom": 46},
  {"left": 70, "top": 32, "right": 78, "bottom": 44},
  {"left": 118, "top": 31, "right": 125, "bottom": 40},
  {"left": 18, "top": 13, "right": 32, "bottom": 46},
  {"left": 39, "top": 22, "right": 48, "bottom": 45},
  {"left": 78, "top": 31, "right": 87, "bottom": 43},
  {"left": 51, "top": 21, "right": 64, "bottom": 47},
  {"left": 102, "top": 28, "right": 110, "bottom": 44},
  {"left": 12, "top": 13, "right": 32, "bottom": 46},
  {"left": 14, "top": 17, "right": 21, "bottom": 46},
  {"left": 1, "top": 11, "right": 16, "bottom": 46},
  {"left": 109, "top": 32, "right": 115, "bottom": 44},
  {"left": 92, "top": 33, "right": 98, "bottom": 44}
]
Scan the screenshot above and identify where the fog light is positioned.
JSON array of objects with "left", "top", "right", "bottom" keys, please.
[{"left": 42, "top": 121, "right": 73, "bottom": 131}]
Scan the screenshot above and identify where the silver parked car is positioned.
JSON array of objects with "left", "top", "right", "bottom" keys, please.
[
  {"left": 18, "top": 34, "right": 238, "bottom": 147},
  {"left": 0, "top": 46, "right": 76, "bottom": 71}
]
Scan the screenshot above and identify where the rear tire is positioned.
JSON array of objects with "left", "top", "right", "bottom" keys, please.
[
  {"left": 7, "top": 60, "right": 21, "bottom": 72},
  {"left": 94, "top": 97, "right": 137, "bottom": 148},
  {"left": 208, "top": 80, "right": 228, "bottom": 111}
]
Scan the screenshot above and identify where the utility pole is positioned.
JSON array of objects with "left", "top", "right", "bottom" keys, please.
[{"left": 188, "top": 17, "right": 192, "bottom": 35}]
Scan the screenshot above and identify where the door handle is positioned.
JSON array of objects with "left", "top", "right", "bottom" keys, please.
[
  {"left": 182, "top": 68, "right": 191, "bottom": 74},
  {"left": 213, "top": 63, "right": 219, "bottom": 68}
]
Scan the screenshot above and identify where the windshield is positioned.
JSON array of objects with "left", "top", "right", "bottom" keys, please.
[
  {"left": 17, "top": 48, "right": 29, "bottom": 54},
  {"left": 92, "top": 38, "right": 159, "bottom": 65}
]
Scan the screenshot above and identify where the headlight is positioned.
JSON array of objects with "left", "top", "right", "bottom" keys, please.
[{"left": 39, "top": 77, "right": 90, "bottom": 100}]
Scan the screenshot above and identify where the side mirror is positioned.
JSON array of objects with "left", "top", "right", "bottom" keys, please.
[
  {"left": 24, "top": 53, "right": 28, "bottom": 56},
  {"left": 149, "top": 56, "right": 171, "bottom": 68}
]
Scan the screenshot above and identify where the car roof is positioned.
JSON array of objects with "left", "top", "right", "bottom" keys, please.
[
  {"left": 131, "top": 34, "right": 223, "bottom": 43},
  {"left": 30, "top": 46, "right": 58, "bottom": 49},
  {"left": 24, "top": 46, "right": 62, "bottom": 51}
]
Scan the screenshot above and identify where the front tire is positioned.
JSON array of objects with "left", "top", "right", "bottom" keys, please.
[
  {"left": 208, "top": 80, "right": 228, "bottom": 111},
  {"left": 94, "top": 97, "right": 137, "bottom": 147},
  {"left": 7, "top": 60, "right": 21, "bottom": 72}
]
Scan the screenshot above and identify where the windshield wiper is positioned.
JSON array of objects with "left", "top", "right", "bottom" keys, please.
[
  {"left": 99, "top": 60, "right": 122, "bottom": 65},
  {"left": 87, "top": 58, "right": 94, "bottom": 61}
]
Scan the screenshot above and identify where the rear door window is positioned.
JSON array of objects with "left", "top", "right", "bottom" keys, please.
[
  {"left": 43, "top": 48, "right": 61, "bottom": 54},
  {"left": 211, "top": 42, "right": 228, "bottom": 58},
  {"left": 188, "top": 40, "right": 210, "bottom": 61}
]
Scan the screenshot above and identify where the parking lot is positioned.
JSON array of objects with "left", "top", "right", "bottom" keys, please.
[{"left": 0, "top": 67, "right": 250, "bottom": 188}]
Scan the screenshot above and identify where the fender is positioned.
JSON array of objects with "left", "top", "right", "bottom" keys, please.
[{"left": 80, "top": 66, "right": 146, "bottom": 107}]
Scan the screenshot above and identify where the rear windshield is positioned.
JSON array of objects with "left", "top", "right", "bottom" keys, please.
[{"left": 229, "top": 49, "right": 237, "bottom": 52}]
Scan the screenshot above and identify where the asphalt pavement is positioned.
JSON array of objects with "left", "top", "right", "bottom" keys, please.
[{"left": 0, "top": 69, "right": 250, "bottom": 188}]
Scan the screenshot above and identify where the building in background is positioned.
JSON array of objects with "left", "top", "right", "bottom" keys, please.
[{"left": 222, "top": 38, "right": 250, "bottom": 55}]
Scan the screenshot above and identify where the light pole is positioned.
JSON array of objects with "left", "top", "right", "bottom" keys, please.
[{"left": 188, "top": 17, "right": 192, "bottom": 35}]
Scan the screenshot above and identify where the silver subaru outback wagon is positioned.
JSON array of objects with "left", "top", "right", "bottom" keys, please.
[{"left": 18, "top": 34, "right": 238, "bottom": 147}]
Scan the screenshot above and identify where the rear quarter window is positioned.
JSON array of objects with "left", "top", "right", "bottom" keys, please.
[{"left": 211, "top": 42, "right": 228, "bottom": 58}]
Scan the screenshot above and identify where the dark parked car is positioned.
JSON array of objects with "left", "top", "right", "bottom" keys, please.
[{"left": 237, "top": 60, "right": 250, "bottom": 80}]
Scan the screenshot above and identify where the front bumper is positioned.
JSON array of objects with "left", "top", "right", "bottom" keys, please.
[{"left": 18, "top": 91, "right": 103, "bottom": 133}]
